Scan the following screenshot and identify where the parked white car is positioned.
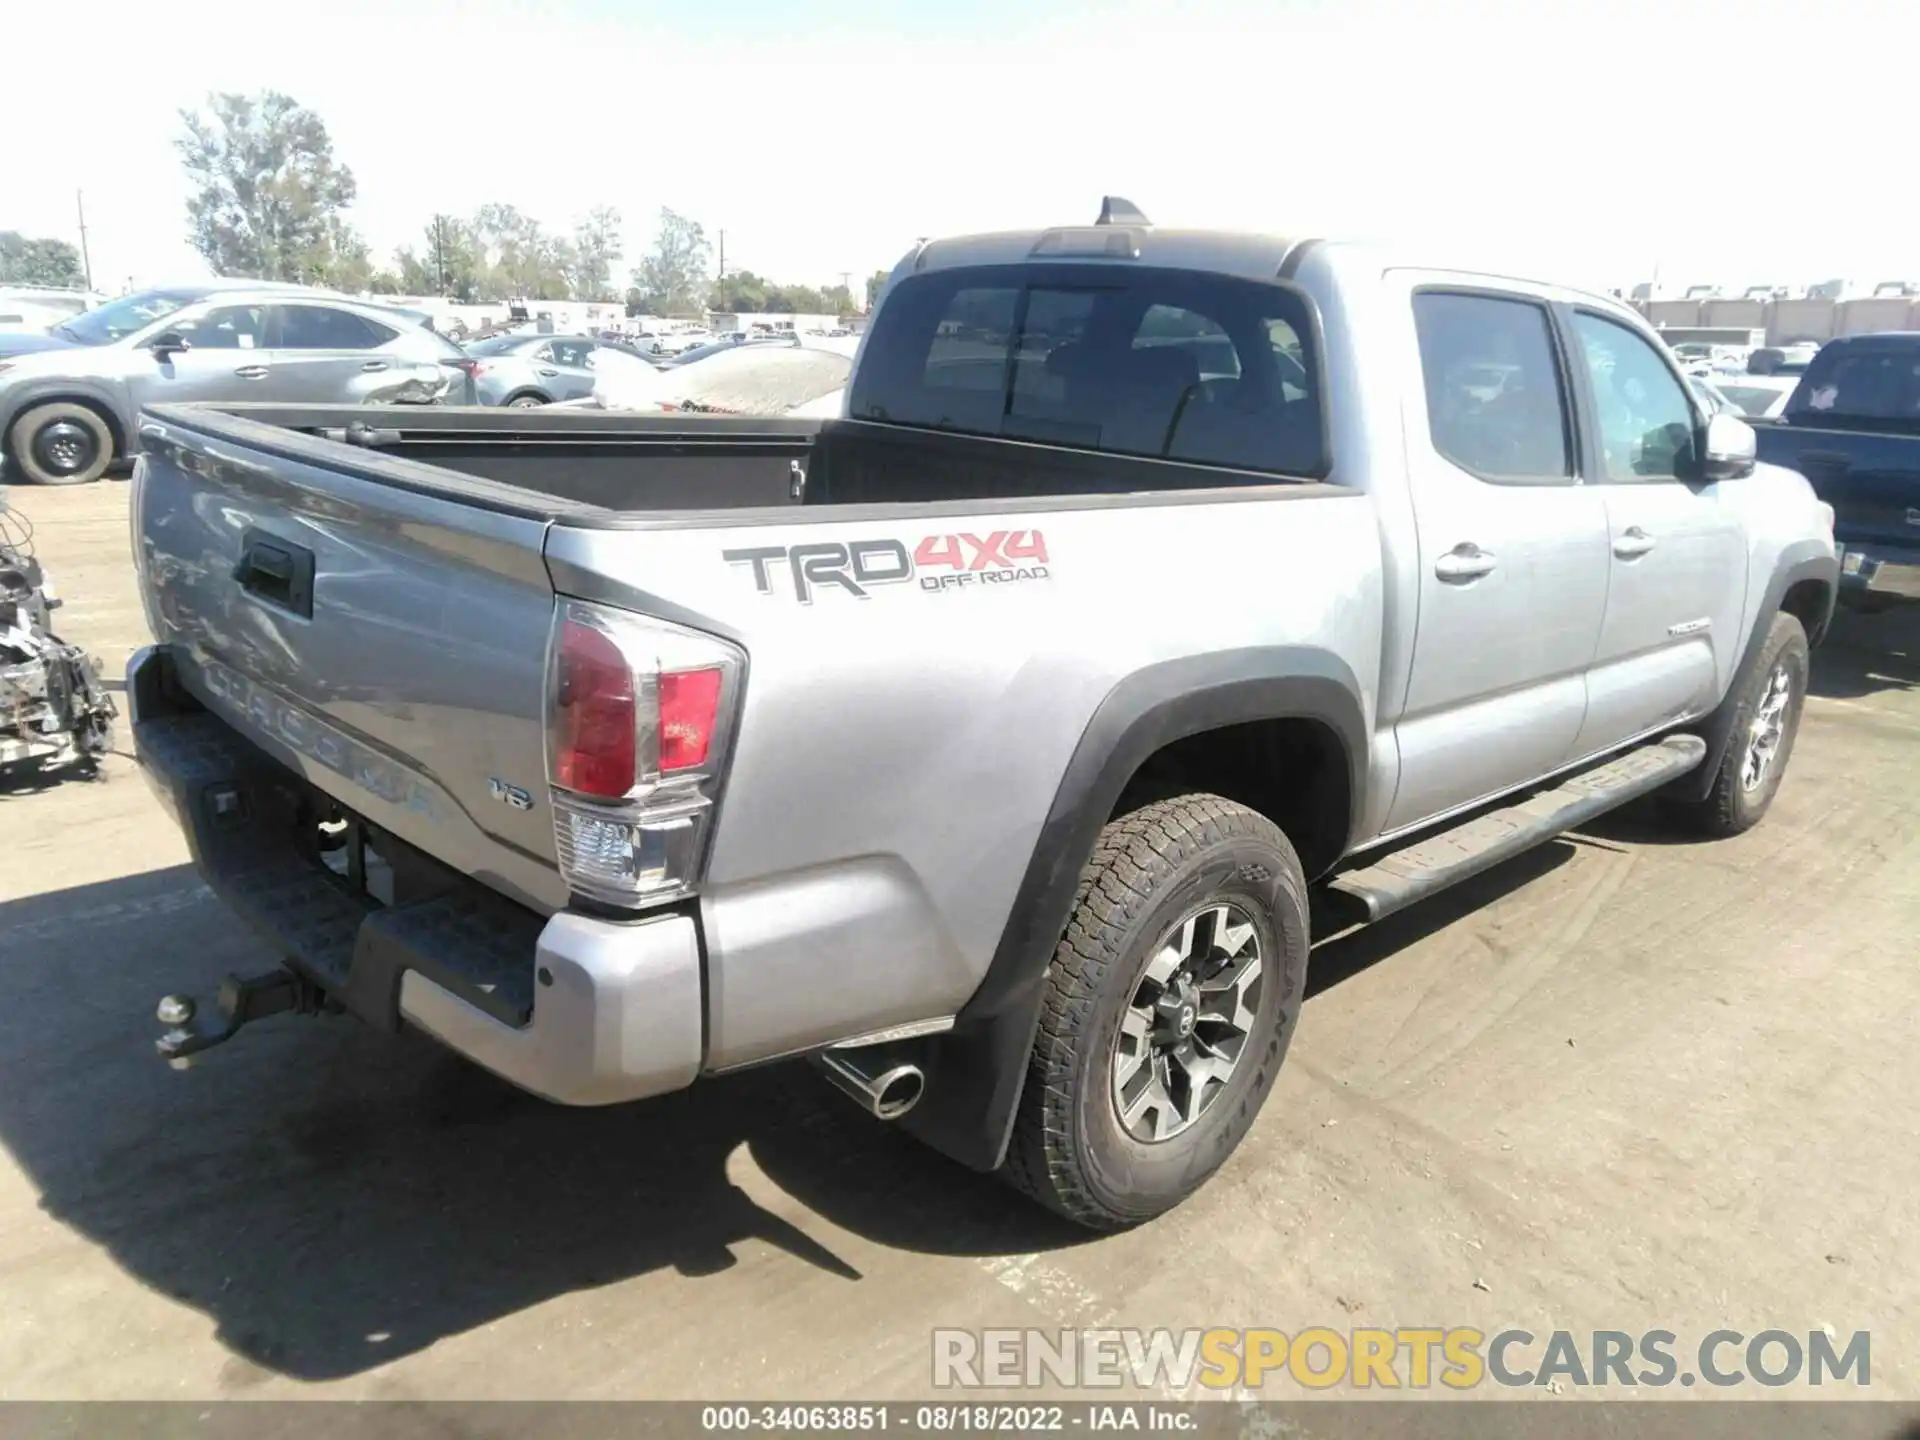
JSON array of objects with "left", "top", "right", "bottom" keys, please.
[
  {"left": 565, "top": 339, "right": 853, "bottom": 416},
  {"left": 1714, "top": 375, "right": 1799, "bottom": 420}
]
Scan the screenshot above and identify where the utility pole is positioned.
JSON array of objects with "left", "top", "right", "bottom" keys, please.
[
  {"left": 718, "top": 229, "right": 726, "bottom": 283},
  {"left": 75, "top": 190, "right": 94, "bottom": 292}
]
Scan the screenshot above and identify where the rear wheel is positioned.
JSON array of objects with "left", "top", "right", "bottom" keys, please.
[
  {"left": 1004, "top": 794, "right": 1309, "bottom": 1231},
  {"left": 1663, "top": 611, "right": 1810, "bottom": 838},
  {"left": 7, "top": 402, "right": 114, "bottom": 485},
  {"left": 505, "top": 393, "right": 546, "bottom": 408}
]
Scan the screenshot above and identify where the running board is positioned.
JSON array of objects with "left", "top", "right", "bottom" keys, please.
[{"left": 1328, "top": 734, "right": 1707, "bottom": 923}]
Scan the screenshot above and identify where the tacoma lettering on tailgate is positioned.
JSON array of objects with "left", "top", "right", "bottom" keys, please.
[
  {"left": 724, "top": 530, "right": 1051, "bottom": 604},
  {"left": 200, "top": 660, "right": 441, "bottom": 819}
]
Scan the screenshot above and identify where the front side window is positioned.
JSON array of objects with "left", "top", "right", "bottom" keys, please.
[
  {"left": 850, "top": 264, "right": 1325, "bottom": 479},
  {"left": 169, "top": 304, "right": 269, "bottom": 351},
  {"left": 1412, "top": 292, "right": 1572, "bottom": 481},
  {"left": 1571, "top": 312, "right": 1698, "bottom": 481}
]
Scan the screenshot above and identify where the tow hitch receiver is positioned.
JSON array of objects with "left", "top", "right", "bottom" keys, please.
[{"left": 154, "top": 969, "right": 325, "bottom": 1068}]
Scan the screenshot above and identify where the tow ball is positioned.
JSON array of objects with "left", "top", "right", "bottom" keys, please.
[{"left": 154, "top": 969, "right": 325, "bottom": 1068}]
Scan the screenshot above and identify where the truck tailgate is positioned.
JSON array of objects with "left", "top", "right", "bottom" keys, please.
[{"left": 134, "top": 408, "right": 568, "bottom": 913}]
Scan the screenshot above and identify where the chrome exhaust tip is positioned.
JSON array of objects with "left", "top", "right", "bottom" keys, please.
[{"left": 813, "top": 1047, "right": 926, "bottom": 1121}]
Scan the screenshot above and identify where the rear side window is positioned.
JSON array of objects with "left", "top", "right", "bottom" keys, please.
[
  {"left": 276, "top": 305, "right": 396, "bottom": 350},
  {"left": 1412, "top": 292, "right": 1572, "bottom": 481},
  {"left": 850, "top": 265, "right": 1325, "bottom": 479},
  {"left": 1787, "top": 344, "right": 1920, "bottom": 428}
]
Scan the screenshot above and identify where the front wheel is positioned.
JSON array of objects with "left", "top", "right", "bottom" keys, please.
[
  {"left": 6, "top": 402, "right": 114, "bottom": 485},
  {"left": 1004, "top": 794, "right": 1310, "bottom": 1231},
  {"left": 506, "top": 394, "right": 546, "bottom": 409},
  {"left": 1664, "top": 611, "right": 1810, "bottom": 838}
]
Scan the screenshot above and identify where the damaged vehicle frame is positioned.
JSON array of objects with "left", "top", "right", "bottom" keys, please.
[{"left": 0, "top": 508, "right": 115, "bottom": 776}]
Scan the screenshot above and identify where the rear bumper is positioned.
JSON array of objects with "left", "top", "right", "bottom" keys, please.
[
  {"left": 1838, "top": 540, "right": 1920, "bottom": 602},
  {"left": 127, "top": 643, "right": 703, "bottom": 1106}
]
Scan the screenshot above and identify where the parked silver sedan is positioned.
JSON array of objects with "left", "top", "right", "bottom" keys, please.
[
  {"left": 463, "top": 333, "right": 663, "bottom": 406},
  {"left": 0, "top": 284, "right": 476, "bottom": 485}
]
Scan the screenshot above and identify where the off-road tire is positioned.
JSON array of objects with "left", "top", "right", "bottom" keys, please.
[
  {"left": 1004, "top": 794, "right": 1310, "bottom": 1231},
  {"left": 1664, "top": 611, "right": 1810, "bottom": 838},
  {"left": 7, "top": 402, "right": 114, "bottom": 485}
]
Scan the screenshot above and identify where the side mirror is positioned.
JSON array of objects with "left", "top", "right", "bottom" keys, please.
[
  {"left": 1700, "top": 411, "right": 1757, "bottom": 481},
  {"left": 150, "top": 332, "right": 189, "bottom": 360}
]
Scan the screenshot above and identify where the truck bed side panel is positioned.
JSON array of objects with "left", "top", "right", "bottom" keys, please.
[
  {"left": 135, "top": 419, "right": 568, "bottom": 913},
  {"left": 545, "top": 484, "right": 1383, "bottom": 1069}
]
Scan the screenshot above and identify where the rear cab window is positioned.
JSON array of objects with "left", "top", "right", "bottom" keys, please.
[
  {"left": 1411, "top": 291, "right": 1573, "bottom": 482},
  {"left": 1787, "top": 341, "right": 1920, "bottom": 432},
  {"left": 847, "top": 264, "right": 1326, "bottom": 484}
]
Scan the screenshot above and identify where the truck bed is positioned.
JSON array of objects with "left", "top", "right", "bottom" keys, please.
[
  {"left": 151, "top": 403, "right": 824, "bottom": 513},
  {"left": 147, "top": 402, "right": 1325, "bottom": 517}
]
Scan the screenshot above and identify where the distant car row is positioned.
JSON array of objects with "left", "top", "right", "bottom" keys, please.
[
  {"left": 454, "top": 330, "right": 813, "bottom": 406},
  {"left": 0, "top": 282, "right": 865, "bottom": 483},
  {"left": 0, "top": 280, "right": 476, "bottom": 485}
]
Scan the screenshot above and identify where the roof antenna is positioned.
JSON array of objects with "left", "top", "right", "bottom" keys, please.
[{"left": 1095, "top": 196, "right": 1150, "bottom": 227}]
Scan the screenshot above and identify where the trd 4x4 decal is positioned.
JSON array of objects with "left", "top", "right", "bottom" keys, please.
[{"left": 725, "top": 530, "right": 1051, "bottom": 604}]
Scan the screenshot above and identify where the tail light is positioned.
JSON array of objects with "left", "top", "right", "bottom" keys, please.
[{"left": 544, "top": 599, "right": 745, "bottom": 908}]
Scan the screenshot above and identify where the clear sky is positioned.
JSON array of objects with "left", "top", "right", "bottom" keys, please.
[{"left": 7, "top": 0, "right": 1915, "bottom": 296}]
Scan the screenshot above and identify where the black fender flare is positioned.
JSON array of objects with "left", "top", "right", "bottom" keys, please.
[
  {"left": 900, "top": 647, "right": 1369, "bottom": 1173},
  {"left": 1667, "top": 540, "right": 1838, "bottom": 805}
]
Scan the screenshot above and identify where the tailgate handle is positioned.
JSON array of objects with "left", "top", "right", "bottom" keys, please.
[{"left": 233, "top": 530, "right": 315, "bottom": 619}]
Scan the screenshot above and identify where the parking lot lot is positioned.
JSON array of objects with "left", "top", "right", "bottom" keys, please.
[{"left": 2, "top": 476, "right": 1917, "bottom": 1402}]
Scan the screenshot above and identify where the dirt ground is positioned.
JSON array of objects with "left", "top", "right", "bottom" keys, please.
[{"left": 1, "top": 477, "right": 1916, "bottom": 1405}]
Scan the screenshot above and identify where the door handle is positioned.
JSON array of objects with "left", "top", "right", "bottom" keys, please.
[
  {"left": 232, "top": 529, "right": 316, "bottom": 618},
  {"left": 537, "top": 367, "right": 559, "bottom": 376},
  {"left": 1613, "top": 526, "right": 1657, "bottom": 559},
  {"left": 1434, "top": 543, "right": 1496, "bottom": 582},
  {"left": 360, "top": 360, "right": 389, "bottom": 372},
  {"left": 233, "top": 365, "right": 269, "bottom": 379}
]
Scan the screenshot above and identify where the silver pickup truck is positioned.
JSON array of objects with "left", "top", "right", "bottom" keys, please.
[{"left": 127, "top": 202, "right": 1838, "bottom": 1230}]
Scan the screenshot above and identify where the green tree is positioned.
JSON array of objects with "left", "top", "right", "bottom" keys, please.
[
  {"left": 308, "top": 217, "right": 374, "bottom": 291},
  {"left": 709, "top": 268, "right": 770, "bottom": 313},
  {"left": 821, "top": 283, "right": 854, "bottom": 316},
  {"left": 472, "top": 202, "right": 574, "bottom": 299},
  {"left": 570, "top": 206, "right": 623, "bottom": 301},
  {"left": 176, "top": 91, "right": 363, "bottom": 281},
  {"left": 865, "top": 268, "right": 891, "bottom": 309},
  {"left": 632, "top": 208, "right": 711, "bottom": 316},
  {"left": 0, "top": 232, "right": 85, "bottom": 288},
  {"left": 765, "top": 283, "right": 828, "bottom": 314},
  {"left": 396, "top": 214, "right": 485, "bottom": 299}
]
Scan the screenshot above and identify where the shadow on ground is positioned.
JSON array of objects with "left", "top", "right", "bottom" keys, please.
[
  {"left": 0, "top": 842, "right": 1508, "bottom": 1384},
  {"left": 0, "top": 866, "right": 1083, "bottom": 1382},
  {"left": 1809, "top": 605, "right": 1920, "bottom": 699},
  {"left": 1306, "top": 840, "right": 1572, "bottom": 997}
]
